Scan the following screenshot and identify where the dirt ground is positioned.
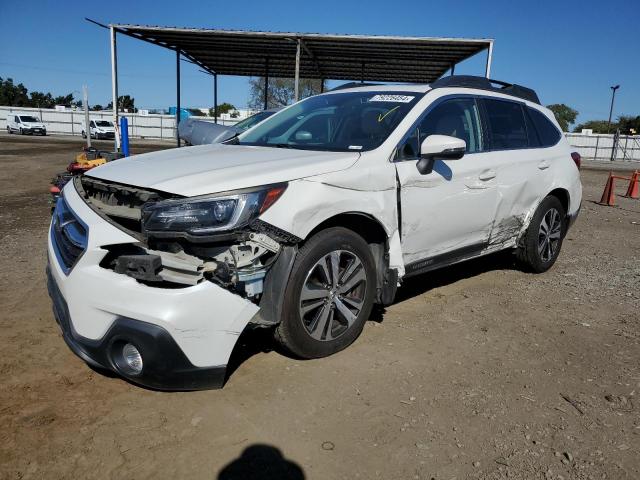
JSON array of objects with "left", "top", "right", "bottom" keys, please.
[{"left": 0, "top": 133, "right": 638, "bottom": 480}]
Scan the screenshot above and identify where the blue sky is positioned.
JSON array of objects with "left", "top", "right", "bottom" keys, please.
[{"left": 1, "top": 0, "right": 638, "bottom": 125}]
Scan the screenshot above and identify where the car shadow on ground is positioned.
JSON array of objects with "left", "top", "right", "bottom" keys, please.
[
  {"left": 226, "top": 249, "right": 520, "bottom": 384},
  {"left": 216, "top": 444, "right": 305, "bottom": 479}
]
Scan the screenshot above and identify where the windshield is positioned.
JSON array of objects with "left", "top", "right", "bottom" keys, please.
[
  {"left": 237, "top": 91, "right": 423, "bottom": 152},
  {"left": 233, "top": 111, "right": 274, "bottom": 132},
  {"left": 20, "top": 116, "right": 39, "bottom": 123},
  {"left": 95, "top": 120, "right": 112, "bottom": 127}
]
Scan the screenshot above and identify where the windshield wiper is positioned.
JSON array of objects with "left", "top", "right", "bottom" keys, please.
[
  {"left": 223, "top": 132, "right": 240, "bottom": 145},
  {"left": 273, "top": 143, "right": 293, "bottom": 149}
]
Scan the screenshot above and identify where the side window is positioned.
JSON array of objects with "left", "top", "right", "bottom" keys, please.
[
  {"left": 483, "top": 99, "right": 528, "bottom": 150},
  {"left": 396, "top": 97, "right": 483, "bottom": 160},
  {"left": 90, "top": 121, "right": 95, "bottom": 128},
  {"left": 528, "top": 108, "right": 561, "bottom": 147},
  {"left": 524, "top": 109, "right": 541, "bottom": 147}
]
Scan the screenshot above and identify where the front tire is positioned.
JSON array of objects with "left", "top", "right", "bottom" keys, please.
[
  {"left": 516, "top": 196, "right": 566, "bottom": 273},
  {"left": 19, "top": 127, "right": 24, "bottom": 135},
  {"left": 275, "top": 227, "right": 376, "bottom": 359}
]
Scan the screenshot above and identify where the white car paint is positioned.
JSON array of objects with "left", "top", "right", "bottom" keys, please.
[
  {"left": 48, "top": 82, "right": 582, "bottom": 388},
  {"left": 49, "top": 184, "right": 259, "bottom": 368},
  {"left": 6, "top": 113, "right": 46, "bottom": 134},
  {"left": 88, "top": 142, "right": 361, "bottom": 196},
  {"left": 82, "top": 119, "right": 115, "bottom": 138}
]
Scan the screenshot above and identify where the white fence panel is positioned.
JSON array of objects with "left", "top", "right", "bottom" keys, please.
[
  {"left": 565, "top": 132, "right": 640, "bottom": 162},
  {"left": 0, "top": 105, "right": 239, "bottom": 141}
]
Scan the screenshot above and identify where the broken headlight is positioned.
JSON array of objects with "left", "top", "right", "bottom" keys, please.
[{"left": 141, "top": 184, "right": 286, "bottom": 236}]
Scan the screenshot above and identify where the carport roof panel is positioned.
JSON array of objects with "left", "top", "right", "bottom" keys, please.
[{"left": 111, "top": 24, "right": 493, "bottom": 83}]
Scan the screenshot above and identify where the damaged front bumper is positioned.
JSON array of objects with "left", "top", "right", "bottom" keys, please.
[{"left": 47, "top": 184, "right": 264, "bottom": 390}]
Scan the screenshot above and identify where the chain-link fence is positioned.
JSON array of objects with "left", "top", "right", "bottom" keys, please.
[{"left": 565, "top": 132, "right": 640, "bottom": 162}]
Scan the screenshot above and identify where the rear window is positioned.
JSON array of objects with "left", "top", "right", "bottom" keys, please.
[
  {"left": 483, "top": 99, "right": 528, "bottom": 150},
  {"left": 528, "top": 108, "right": 561, "bottom": 147}
]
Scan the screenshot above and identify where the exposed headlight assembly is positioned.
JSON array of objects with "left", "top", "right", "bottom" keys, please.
[{"left": 141, "top": 184, "right": 286, "bottom": 237}]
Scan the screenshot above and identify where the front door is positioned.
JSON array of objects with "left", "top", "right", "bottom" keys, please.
[{"left": 395, "top": 96, "right": 498, "bottom": 269}]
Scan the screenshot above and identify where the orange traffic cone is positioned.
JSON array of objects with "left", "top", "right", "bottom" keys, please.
[
  {"left": 599, "top": 172, "right": 616, "bottom": 206},
  {"left": 625, "top": 170, "right": 639, "bottom": 199}
]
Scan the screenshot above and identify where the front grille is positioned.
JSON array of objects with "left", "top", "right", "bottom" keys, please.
[
  {"left": 51, "top": 196, "right": 87, "bottom": 273},
  {"left": 77, "top": 176, "right": 177, "bottom": 234}
]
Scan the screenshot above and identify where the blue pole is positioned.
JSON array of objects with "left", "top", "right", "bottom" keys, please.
[{"left": 120, "top": 117, "right": 129, "bottom": 157}]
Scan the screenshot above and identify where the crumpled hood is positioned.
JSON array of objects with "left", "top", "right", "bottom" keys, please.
[{"left": 86, "top": 143, "right": 360, "bottom": 196}]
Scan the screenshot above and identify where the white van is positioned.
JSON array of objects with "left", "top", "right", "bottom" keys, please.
[
  {"left": 82, "top": 119, "right": 115, "bottom": 140},
  {"left": 6, "top": 114, "right": 47, "bottom": 135}
]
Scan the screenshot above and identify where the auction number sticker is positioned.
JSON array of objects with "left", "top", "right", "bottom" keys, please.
[{"left": 369, "top": 94, "right": 415, "bottom": 103}]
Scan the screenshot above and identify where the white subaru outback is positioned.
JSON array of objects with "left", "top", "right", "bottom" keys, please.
[{"left": 47, "top": 76, "right": 582, "bottom": 390}]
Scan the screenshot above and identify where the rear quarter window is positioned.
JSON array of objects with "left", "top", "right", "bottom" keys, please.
[
  {"left": 483, "top": 98, "right": 528, "bottom": 150},
  {"left": 528, "top": 108, "right": 562, "bottom": 147}
]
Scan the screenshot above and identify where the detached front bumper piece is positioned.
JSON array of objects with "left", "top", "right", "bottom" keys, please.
[
  {"left": 46, "top": 184, "right": 260, "bottom": 391},
  {"left": 47, "top": 268, "right": 226, "bottom": 390}
]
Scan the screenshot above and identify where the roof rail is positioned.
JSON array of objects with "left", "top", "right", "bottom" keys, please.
[
  {"left": 329, "top": 82, "right": 381, "bottom": 91},
  {"left": 430, "top": 75, "right": 540, "bottom": 104}
]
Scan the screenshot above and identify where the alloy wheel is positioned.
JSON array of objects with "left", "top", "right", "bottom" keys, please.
[
  {"left": 538, "top": 207, "right": 562, "bottom": 262},
  {"left": 299, "top": 250, "right": 367, "bottom": 341}
]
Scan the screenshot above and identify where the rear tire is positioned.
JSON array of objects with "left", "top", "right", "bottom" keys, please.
[
  {"left": 516, "top": 196, "right": 566, "bottom": 273},
  {"left": 7, "top": 126, "right": 11, "bottom": 134},
  {"left": 275, "top": 227, "right": 376, "bottom": 359}
]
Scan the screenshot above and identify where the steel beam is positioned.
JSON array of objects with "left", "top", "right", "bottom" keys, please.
[
  {"left": 214, "top": 73, "right": 218, "bottom": 124},
  {"left": 176, "top": 48, "right": 181, "bottom": 147},
  {"left": 485, "top": 41, "right": 494, "bottom": 78},
  {"left": 110, "top": 26, "right": 120, "bottom": 150},
  {"left": 294, "top": 39, "right": 301, "bottom": 102},
  {"left": 264, "top": 57, "right": 269, "bottom": 110}
]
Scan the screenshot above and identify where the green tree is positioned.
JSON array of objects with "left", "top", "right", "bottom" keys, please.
[
  {"left": 106, "top": 95, "right": 136, "bottom": 112},
  {"left": 617, "top": 115, "right": 640, "bottom": 135},
  {"left": 29, "top": 91, "right": 55, "bottom": 108},
  {"left": 547, "top": 104, "right": 578, "bottom": 132},
  {"left": 51, "top": 94, "right": 75, "bottom": 107},
  {"left": 573, "top": 120, "right": 616, "bottom": 134},
  {"left": 91, "top": 104, "right": 104, "bottom": 111},
  {"left": 0, "top": 77, "right": 30, "bottom": 106},
  {"left": 248, "top": 77, "right": 325, "bottom": 109},
  {"left": 208, "top": 102, "right": 236, "bottom": 117}
]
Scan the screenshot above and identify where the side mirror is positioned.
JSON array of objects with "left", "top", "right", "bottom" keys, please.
[
  {"left": 294, "top": 130, "right": 312, "bottom": 141},
  {"left": 416, "top": 135, "right": 466, "bottom": 175}
]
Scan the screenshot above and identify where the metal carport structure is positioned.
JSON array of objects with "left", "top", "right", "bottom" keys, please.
[{"left": 87, "top": 20, "right": 494, "bottom": 149}]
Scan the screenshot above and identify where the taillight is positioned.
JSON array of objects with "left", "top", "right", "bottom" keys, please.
[{"left": 571, "top": 152, "right": 581, "bottom": 170}]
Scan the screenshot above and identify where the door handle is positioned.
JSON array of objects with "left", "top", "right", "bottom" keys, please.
[
  {"left": 478, "top": 170, "right": 496, "bottom": 181},
  {"left": 538, "top": 161, "right": 550, "bottom": 170}
]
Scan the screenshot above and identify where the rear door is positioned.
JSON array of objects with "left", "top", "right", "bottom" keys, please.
[
  {"left": 395, "top": 96, "right": 499, "bottom": 268},
  {"left": 478, "top": 97, "right": 553, "bottom": 244}
]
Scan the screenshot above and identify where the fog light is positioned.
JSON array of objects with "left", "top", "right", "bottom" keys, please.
[{"left": 122, "top": 343, "right": 143, "bottom": 374}]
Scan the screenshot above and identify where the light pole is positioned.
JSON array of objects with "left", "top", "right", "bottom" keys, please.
[{"left": 607, "top": 85, "right": 620, "bottom": 134}]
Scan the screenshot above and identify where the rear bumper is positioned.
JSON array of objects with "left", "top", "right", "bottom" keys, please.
[
  {"left": 566, "top": 201, "right": 581, "bottom": 230},
  {"left": 47, "top": 267, "right": 226, "bottom": 390}
]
